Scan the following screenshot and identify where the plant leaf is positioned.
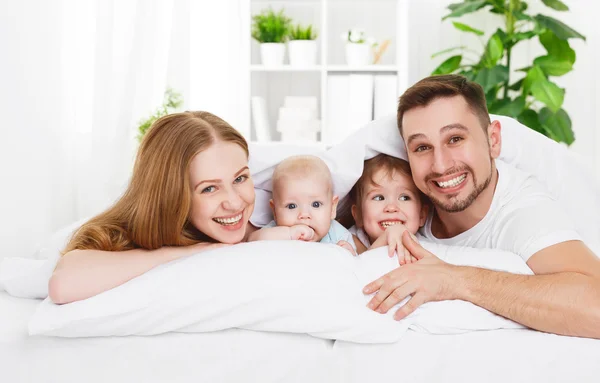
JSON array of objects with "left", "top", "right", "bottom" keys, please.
[
  {"left": 531, "top": 79, "right": 565, "bottom": 112},
  {"left": 490, "top": 96, "right": 526, "bottom": 117},
  {"left": 513, "top": 31, "right": 537, "bottom": 42},
  {"left": 523, "top": 65, "right": 546, "bottom": 96},
  {"left": 443, "top": 0, "right": 488, "bottom": 20},
  {"left": 541, "top": 0, "right": 569, "bottom": 11},
  {"left": 452, "top": 22, "right": 484, "bottom": 36},
  {"left": 431, "top": 46, "right": 466, "bottom": 58},
  {"left": 474, "top": 65, "right": 509, "bottom": 93},
  {"left": 481, "top": 32, "right": 504, "bottom": 67},
  {"left": 534, "top": 15, "right": 586, "bottom": 41},
  {"left": 508, "top": 78, "right": 524, "bottom": 90},
  {"left": 539, "top": 31, "right": 575, "bottom": 63},
  {"left": 539, "top": 108, "right": 574, "bottom": 144},
  {"left": 432, "top": 55, "right": 463, "bottom": 75},
  {"left": 533, "top": 55, "right": 573, "bottom": 76},
  {"left": 517, "top": 109, "right": 546, "bottom": 135}
]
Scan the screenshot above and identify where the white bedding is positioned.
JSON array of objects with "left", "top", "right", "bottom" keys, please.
[{"left": 4, "top": 291, "right": 600, "bottom": 383}]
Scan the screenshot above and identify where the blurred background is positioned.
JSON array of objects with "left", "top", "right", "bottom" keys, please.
[{"left": 1, "top": 0, "right": 598, "bottom": 260}]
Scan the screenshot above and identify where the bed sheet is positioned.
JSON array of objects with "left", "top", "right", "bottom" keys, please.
[
  {"left": 336, "top": 328, "right": 600, "bottom": 383},
  {"left": 0, "top": 292, "right": 338, "bottom": 383}
]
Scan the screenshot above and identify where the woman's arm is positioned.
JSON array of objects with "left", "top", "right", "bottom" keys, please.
[{"left": 48, "top": 242, "right": 226, "bottom": 304}]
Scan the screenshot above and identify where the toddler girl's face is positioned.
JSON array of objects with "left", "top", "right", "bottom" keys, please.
[
  {"left": 354, "top": 168, "right": 427, "bottom": 243},
  {"left": 271, "top": 176, "right": 338, "bottom": 241}
]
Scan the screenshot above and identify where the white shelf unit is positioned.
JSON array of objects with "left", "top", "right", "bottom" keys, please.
[{"left": 246, "top": 0, "right": 409, "bottom": 146}]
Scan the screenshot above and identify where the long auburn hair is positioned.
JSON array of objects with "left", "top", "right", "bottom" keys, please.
[{"left": 63, "top": 111, "right": 249, "bottom": 253}]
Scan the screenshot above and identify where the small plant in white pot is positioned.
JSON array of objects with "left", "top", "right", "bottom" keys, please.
[
  {"left": 288, "top": 24, "right": 318, "bottom": 67},
  {"left": 341, "top": 28, "right": 377, "bottom": 66},
  {"left": 252, "top": 8, "right": 291, "bottom": 66}
]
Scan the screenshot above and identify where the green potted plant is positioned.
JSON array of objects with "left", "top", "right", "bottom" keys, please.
[
  {"left": 431, "top": 0, "right": 585, "bottom": 145},
  {"left": 252, "top": 8, "right": 292, "bottom": 66},
  {"left": 136, "top": 88, "right": 183, "bottom": 142},
  {"left": 288, "top": 24, "right": 318, "bottom": 66},
  {"left": 341, "top": 28, "right": 377, "bottom": 66}
]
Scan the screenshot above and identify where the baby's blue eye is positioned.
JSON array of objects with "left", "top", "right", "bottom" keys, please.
[
  {"left": 399, "top": 195, "right": 411, "bottom": 201},
  {"left": 372, "top": 195, "right": 384, "bottom": 201},
  {"left": 312, "top": 201, "right": 322, "bottom": 208},
  {"left": 286, "top": 203, "right": 297, "bottom": 209}
]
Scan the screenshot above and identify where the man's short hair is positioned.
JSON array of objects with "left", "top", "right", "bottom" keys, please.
[{"left": 397, "top": 74, "right": 491, "bottom": 137}]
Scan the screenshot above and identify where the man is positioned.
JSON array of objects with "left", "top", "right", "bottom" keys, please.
[{"left": 364, "top": 74, "right": 600, "bottom": 339}]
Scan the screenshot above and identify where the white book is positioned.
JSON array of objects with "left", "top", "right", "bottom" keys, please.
[
  {"left": 374, "top": 75, "right": 398, "bottom": 119},
  {"left": 278, "top": 106, "right": 316, "bottom": 121},
  {"left": 251, "top": 96, "right": 271, "bottom": 142},
  {"left": 348, "top": 74, "right": 374, "bottom": 135},
  {"left": 326, "top": 74, "right": 350, "bottom": 145},
  {"left": 284, "top": 96, "right": 318, "bottom": 112}
]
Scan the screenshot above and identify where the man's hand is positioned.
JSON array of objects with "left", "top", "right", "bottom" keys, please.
[
  {"left": 363, "top": 231, "right": 457, "bottom": 320},
  {"left": 290, "top": 225, "right": 315, "bottom": 241},
  {"left": 337, "top": 240, "right": 357, "bottom": 256}
]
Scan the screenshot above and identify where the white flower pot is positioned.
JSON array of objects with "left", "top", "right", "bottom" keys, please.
[
  {"left": 345, "top": 43, "right": 372, "bottom": 66},
  {"left": 288, "top": 40, "right": 318, "bottom": 67},
  {"left": 260, "top": 43, "right": 286, "bottom": 66}
]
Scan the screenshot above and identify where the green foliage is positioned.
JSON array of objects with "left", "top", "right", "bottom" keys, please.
[
  {"left": 251, "top": 8, "right": 292, "bottom": 43},
  {"left": 137, "top": 88, "right": 183, "bottom": 142},
  {"left": 432, "top": 0, "right": 586, "bottom": 145},
  {"left": 289, "top": 24, "right": 318, "bottom": 40}
]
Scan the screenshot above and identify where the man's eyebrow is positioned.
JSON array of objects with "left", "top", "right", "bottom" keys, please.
[
  {"left": 406, "top": 133, "right": 426, "bottom": 146},
  {"left": 194, "top": 166, "right": 249, "bottom": 191}
]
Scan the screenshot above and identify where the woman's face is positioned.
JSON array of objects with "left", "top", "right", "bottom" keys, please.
[{"left": 188, "top": 141, "right": 255, "bottom": 244}]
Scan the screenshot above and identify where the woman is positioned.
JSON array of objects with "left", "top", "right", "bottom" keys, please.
[{"left": 49, "top": 111, "right": 257, "bottom": 304}]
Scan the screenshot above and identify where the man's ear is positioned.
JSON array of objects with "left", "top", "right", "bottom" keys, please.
[
  {"left": 269, "top": 199, "right": 276, "bottom": 221},
  {"left": 419, "top": 202, "right": 429, "bottom": 227},
  {"left": 351, "top": 204, "right": 361, "bottom": 228},
  {"left": 488, "top": 120, "right": 502, "bottom": 159},
  {"left": 331, "top": 195, "right": 339, "bottom": 220}
]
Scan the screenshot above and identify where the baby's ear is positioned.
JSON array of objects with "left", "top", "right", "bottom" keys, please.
[
  {"left": 419, "top": 202, "right": 429, "bottom": 227},
  {"left": 351, "top": 204, "right": 362, "bottom": 228},
  {"left": 331, "top": 195, "right": 340, "bottom": 219},
  {"left": 269, "top": 199, "right": 276, "bottom": 220}
]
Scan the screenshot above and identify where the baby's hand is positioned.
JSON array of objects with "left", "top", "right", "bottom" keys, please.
[
  {"left": 384, "top": 224, "right": 417, "bottom": 265},
  {"left": 337, "top": 240, "right": 357, "bottom": 256},
  {"left": 290, "top": 225, "right": 315, "bottom": 241}
]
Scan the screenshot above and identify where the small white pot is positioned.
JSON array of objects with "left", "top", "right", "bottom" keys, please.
[
  {"left": 288, "top": 40, "right": 318, "bottom": 66},
  {"left": 260, "top": 43, "right": 286, "bottom": 66},
  {"left": 345, "top": 43, "right": 372, "bottom": 66}
]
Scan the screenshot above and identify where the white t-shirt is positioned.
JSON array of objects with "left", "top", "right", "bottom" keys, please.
[{"left": 420, "top": 160, "right": 582, "bottom": 262}]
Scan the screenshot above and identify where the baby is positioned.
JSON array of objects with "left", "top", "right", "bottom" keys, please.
[
  {"left": 345, "top": 154, "right": 429, "bottom": 263},
  {"left": 249, "top": 155, "right": 357, "bottom": 254}
]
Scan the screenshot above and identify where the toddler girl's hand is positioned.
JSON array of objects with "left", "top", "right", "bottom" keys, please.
[
  {"left": 385, "top": 224, "right": 417, "bottom": 265},
  {"left": 337, "top": 240, "right": 357, "bottom": 256},
  {"left": 290, "top": 224, "right": 315, "bottom": 241}
]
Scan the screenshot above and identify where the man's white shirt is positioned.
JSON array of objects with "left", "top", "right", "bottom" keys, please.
[{"left": 420, "top": 160, "right": 582, "bottom": 262}]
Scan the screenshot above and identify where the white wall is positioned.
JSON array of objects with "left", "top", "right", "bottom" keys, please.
[{"left": 406, "top": 0, "right": 600, "bottom": 182}]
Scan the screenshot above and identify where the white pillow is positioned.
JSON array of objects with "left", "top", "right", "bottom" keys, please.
[{"left": 29, "top": 241, "right": 525, "bottom": 341}]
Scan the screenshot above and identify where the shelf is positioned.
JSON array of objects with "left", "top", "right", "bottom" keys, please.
[
  {"left": 327, "top": 65, "right": 398, "bottom": 72},
  {"left": 251, "top": 65, "right": 322, "bottom": 72}
]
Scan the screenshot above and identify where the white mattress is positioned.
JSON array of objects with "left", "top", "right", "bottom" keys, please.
[{"left": 3, "top": 292, "right": 600, "bottom": 383}]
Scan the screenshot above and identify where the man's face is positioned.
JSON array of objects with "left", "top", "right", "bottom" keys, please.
[{"left": 402, "top": 96, "right": 501, "bottom": 213}]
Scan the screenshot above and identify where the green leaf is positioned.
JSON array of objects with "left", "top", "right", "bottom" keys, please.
[
  {"left": 508, "top": 78, "right": 524, "bottom": 90},
  {"left": 459, "top": 69, "right": 476, "bottom": 81},
  {"left": 515, "top": 66, "right": 532, "bottom": 73},
  {"left": 490, "top": 96, "right": 526, "bottom": 117},
  {"left": 539, "top": 108, "right": 574, "bottom": 144},
  {"left": 534, "top": 55, "right": 573, "bottom": 76},
  {"left": 481, "top": 32, "right": 504, "bottom": 67},
  {"left": 517, "top": 109, "right": 546, "bottom": 135},
  {"left": 541, "top": 0, "right": 569, "bottom": 11},
  {"left": 485, "top": 87, "right": 500, "bottom": 108},
  {"left": 513, "top": 11, "right": 533, "bottom": 21},
  {"left": 534, "top": 15, "right": 586, "bottom": 41},
  {"left": 513, "top": 31, "right": 537, "bottom": 42},
  {"left": 531, "top": 79, "right": 565, "bottom": 112},
  {"left": 452, "top": 22, "right": 484, "bottom": 36},
  {"left": 523, "top": 65, "right": 546, "bottom": 96},
  {"left": 432, "top": 55, "right": 463, "bottom": 75},
  {"left": 474, "top": 65, "right": 509, "bottom": 93},
  {"left": 539, "top": 31, "right": 575, "bottom": 63},
  {"left": 443, "top": 0, "right": 488, "bottom": 20},
  {"left": 431, "top": 46, "right": 466, "bottom": 59}
]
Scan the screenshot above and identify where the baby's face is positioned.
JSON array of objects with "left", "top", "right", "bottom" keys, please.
[
  {"left": 271, "top": 176, "right": 337, "bottom": 241},
  {"left": 355, "top": 168, "right": 427, "bottom": 243}
]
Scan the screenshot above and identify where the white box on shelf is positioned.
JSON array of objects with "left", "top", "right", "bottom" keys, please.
[
  {"left": 326, "top": 74, "right": 350, "bottom": 145},
  {"left": 278, "top": 106, "right": 317, "bottom": 121},
  {"left": 276, "top": 119, "right": 321, "bottom": 133},
  {"left": 283, "top": 96, "right": 318, "bottom": 112},
  {"left": 348, "top": 74, "right": 374, "bottom": 132},
  {"left": 280, "top": 130, "right": 319, "bottom": 143},
  {"left": 251, "top": 96, "right": 271, "bottom": 142}
]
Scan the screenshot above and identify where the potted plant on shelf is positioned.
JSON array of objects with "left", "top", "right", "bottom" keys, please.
[
  {"left": 288, "top": 24, "right": 318, "bottom": 67},
  {"left": 341, "top": 28, "right": 377, "bottom": 66},
  {"left": 251, "top": 8, "right": 291, "bottom": 66},
  {"left": 431, "top": 0, "right": 585, "bottom": 145}
]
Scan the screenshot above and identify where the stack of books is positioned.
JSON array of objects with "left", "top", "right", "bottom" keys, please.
[{"left": 276, "top": 96, "right": 321, "bottom": 143}]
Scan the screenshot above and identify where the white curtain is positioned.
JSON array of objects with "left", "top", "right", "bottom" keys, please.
[{"left": 0, "top": 0, "right": 247, "bottom": 259}]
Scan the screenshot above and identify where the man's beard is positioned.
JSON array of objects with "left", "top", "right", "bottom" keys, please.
[{"left": 425, "top": 162, "right": 493, "bottom": 213}]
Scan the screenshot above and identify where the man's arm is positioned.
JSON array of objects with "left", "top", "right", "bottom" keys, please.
[
  {"left": 365, "top": 233, "right": 600, "bottom": 339},
  {"left": 456, "top": 240, "right": 600, "bottom": 338}
]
